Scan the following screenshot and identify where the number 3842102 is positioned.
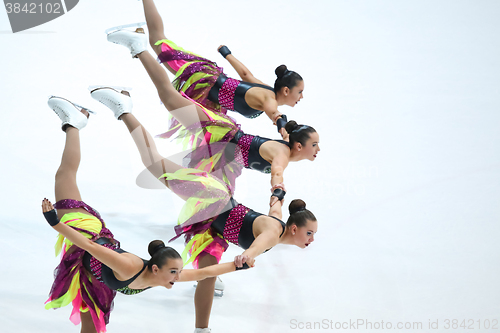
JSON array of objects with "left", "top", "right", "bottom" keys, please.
[{"left": 5, "top": 3, "right": 62, "bottom": 14}]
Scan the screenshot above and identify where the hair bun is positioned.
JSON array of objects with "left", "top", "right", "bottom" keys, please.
[
  {"left": 275, "top": 64, "right": 288, "bottom": 79},
  {"left": 284, "top": 120, "right": 299, "bottom": 134},
  {"left": 148, "top": 240, "right": 165, "bottom": 257},
  {"left": 289, "top": 199, "right": 306, "bottom": 215}
]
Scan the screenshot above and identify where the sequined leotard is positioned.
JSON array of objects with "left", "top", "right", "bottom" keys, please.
[
  {"left": 211, "top": 199, "right": 286, "bottom": 249},
  {"left": 83, "top": 238, "right": 150, "bottom": 295},
  {"left": 230, "top": 130, "right": 290, "bottom": 174},
  {"left": 208, "top": 74, "right": 275, "bottom": 119}
]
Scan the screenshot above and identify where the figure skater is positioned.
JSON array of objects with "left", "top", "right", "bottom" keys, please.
[
  {"left": 90, "top": 88, "right": 319, "bottom": 333},
  {"left": 100, "top": 29, "right": 320, "bottom": 201},
  {"left": 43, "top": 97, "right": 252, "bottom": 333},
  {"left": 108, "top": 0, "right": 304, "bottom": 137}
]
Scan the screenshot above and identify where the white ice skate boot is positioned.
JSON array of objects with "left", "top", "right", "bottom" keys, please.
[
  {"left": 194, "top": 328, "right": 211, "bottom": 333},
  {"left": 106, "top": 23, "right": 147, "bottom": 58},
  {"left": 194, "top": 276, "right": 224, "bottom": 297},
  {"left": 47, "top": 96, "right": 89, "bottom": 131},
  {"left": 90, "top": 87, "right": 132, "bottom": 120},
  {"left": 215, "top": 276, "right": 225, "bottom": 296}
]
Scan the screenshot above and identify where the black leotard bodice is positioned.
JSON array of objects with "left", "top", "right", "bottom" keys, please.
[
  {"left": 238, "top": 210, "right": 286, "bottom": 250},
  {"left": 231, "top": 130, "right": 289, "bottom": 173},
  {"left": 208, "top": 74, "right": 275, "bottom": 118},
  {"left": 83, "top": 238, "right": 149, "bottom": 294},
  {"left": 211, "top": 198, "right": 286, "bottom": 250}
]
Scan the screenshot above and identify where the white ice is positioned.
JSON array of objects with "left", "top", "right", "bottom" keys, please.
[{"left": 0, "top": 0, "right": 499, "bottom": 332}]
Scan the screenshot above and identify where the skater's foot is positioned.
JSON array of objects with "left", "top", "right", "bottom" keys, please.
[
  {"left": 194, "top": 328, "right": 211, "bottom": 333},
  {"left": 90, "top": 87, "right": 133, "bottom": 120},
  {"left": 47, "top": 96, "right": 89, "bottom": 131},
  {"left": 107, "top": 27, "right": 147, "bottom": 58}
]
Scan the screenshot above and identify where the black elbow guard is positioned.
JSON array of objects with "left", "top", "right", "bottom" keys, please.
[
  {"left": 44, "top": 209, "right": 60, "bottom": 226},
  {"left": 276, "top": 114, "right": 288, "bottom": 132},
  {"left": 218, "top": 46, "right": 231, "bottom": 58}
]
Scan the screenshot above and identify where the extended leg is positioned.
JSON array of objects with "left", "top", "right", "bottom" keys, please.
[
  {"left": 141, "top": 0, "right": 178, "bottom": 75},
  {"left": 136, "top": 50, "right": 211, "bottom": 127},
  {"left": 120, "top": 113, "right": 182, "bottom": 182},
  {"left": 53, "top": 109, "right": 90, "bottom": 219}
]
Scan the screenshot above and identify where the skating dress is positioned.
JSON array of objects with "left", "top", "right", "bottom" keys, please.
[
  {"left": 166, "top": 186, "right": 286, "bottom": 269},
  {"left": 155, "top": 38, "right": 275, "bottom": 119},
  {"left": 45, "top": 199, "right": 147, "bottom": 333}
]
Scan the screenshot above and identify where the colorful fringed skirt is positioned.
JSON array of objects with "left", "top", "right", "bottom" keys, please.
[
  {"left": 172, "top": 201, "right": 253, "bottom": 269},
  {"left": 156, "top": 38, "right": 226, "bottom": 114},
  {"left": 163, "top": 167, "right": 255, "bottom": 268},
  {"left": 163, "top": 168, "right": 232, "bottom": 268},
  {"left": 45, "top": 200, "right": 119, "bottom": 333},
  {"left": 156, "top": 39, "right": 267, "bottom": 119}
]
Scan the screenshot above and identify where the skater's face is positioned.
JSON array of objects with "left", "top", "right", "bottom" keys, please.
[
  {"left": 282, "top": 80, "right": 304, "bottom": 107},
  {"left": 294, "top": 219, "right": 317, "bottom": 249},
  {"left": 160, "top": 258, "right": 183, "bottom": 289},
  {"left": 297, "top": 132, "right": 320, "bottom": 161}
]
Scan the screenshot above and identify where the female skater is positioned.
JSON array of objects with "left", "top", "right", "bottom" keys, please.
[
  {"left": 103, "top": 30, "right": 320, "bottom": 198},
  {"left": 90, "top": 88, "right": 319, "bottom": 333},
  {"left": 44, "top": 97, "right": 252, "bottom": 333},
  {"left": 109, "top": 0, "right": 304, "bottom": 135}
]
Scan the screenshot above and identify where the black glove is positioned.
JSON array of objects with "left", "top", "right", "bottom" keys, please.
[
  {"left": 44, "top": 209, "right": 60, "bottom": 226},
  {"left": 276, "top": 114, "right": 288, "bottom": 132},
  {"left": 218, "top": 46, "right": 231, "bottom": 58},
  {"left": 235, "top": 262, "right": 250, "bottom": 270},
  {"left": 271, "top": 188, "right": 286, "bottom": 201}
]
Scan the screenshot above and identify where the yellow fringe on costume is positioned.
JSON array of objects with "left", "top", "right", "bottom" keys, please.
[{"left": 54, "top": 212, "right": 102, "bottom": 257}]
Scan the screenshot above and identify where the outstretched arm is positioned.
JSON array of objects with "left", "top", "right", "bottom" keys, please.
[
  {"left": 178, "top": 255, "right": 253, "bottom": 282},
  {"left": 261, "top": 98, "right": 286, "bottom": 128},
  {"left": 218, "top": 46, "right": 287, "bottom": 130},
  {"left": 268, "top": 195, "right": 283, "bottom": 220},
  {"left": 241, "top": 227, "right": 282, "bottom": 259},
  {"left": 42, "top": 199, "right": 141, "bottom": 279},
  {"left": 270, "top": 154, "right": 289, "bottom": 189},
  {"left": 218, "top": 45, "right": 266, "bottom": 85}
]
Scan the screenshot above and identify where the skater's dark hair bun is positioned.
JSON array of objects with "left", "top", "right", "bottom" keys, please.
[
  {"left": 287, "top": 199, "right": 316, "bottom": 228},
  {"left": 284, "top": 120, "right": 317, "bottom": 149},
  {"left": 289, "top": 199, "right": 306, "bottom": 214},
  {"left": 147, "top": 240, "right": 181, "bottom": 270},
  {"left": 275, "top": 64, "right": 288, "bottom": 78},
  {"left": 274, "top": 64, "right": 303, "bottom": 93}
]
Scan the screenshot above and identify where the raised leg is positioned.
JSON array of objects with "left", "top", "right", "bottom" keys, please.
[
  {"left": 141, "top": 0, "right": 178, "bottom": 75},
  {"left": 120, "top": 113, "right": 182, "bottom": 183},
  {"left": 54, "top": 110, "right": 91, "bottom": 219},
  {"left": 194, "top": 253, "right": 218, "bottom": 329},
  {"left": 136, "top": 51, "right": 211, "bottom": 127}
]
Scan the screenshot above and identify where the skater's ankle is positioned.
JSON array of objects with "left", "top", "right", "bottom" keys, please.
[
  {"left": 63, "top": 124, "right": 78, "bottom": 132},
  {"left": 133, "top": 50, "right": 146, "bottom": 58}
]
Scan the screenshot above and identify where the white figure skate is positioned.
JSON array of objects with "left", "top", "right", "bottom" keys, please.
[
  {"left": 47, "top": 96, "right": 90, "bottom": 131},
  {"left": 90, "top": 87, "right": 133, "bottom": 120},
  {"left": 106, "top": 22, "right": 147, "bottom": 58},
  {"left": 194, "top": 276, "right": 225, "bottom": 297},
  {"left": 194, "top": 328, "right": 211, "bottom": 333}
]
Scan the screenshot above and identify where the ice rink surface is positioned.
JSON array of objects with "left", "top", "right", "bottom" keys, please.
[{"left": 0, "top": 0, "right": 499, "bottom": 332}]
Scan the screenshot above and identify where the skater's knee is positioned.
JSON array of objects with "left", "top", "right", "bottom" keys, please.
[
  {"left": 149, "top": 37, "right": 158, "bottom": 50},
  {"left": 55, "top": 168, "right": 76, "bottom": 182},
  {"left": 149, "top": 34, "right": 166, "bottom": 50},
  {"left": 198, "top": 253, "right": 218, "bottom": 268}
]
